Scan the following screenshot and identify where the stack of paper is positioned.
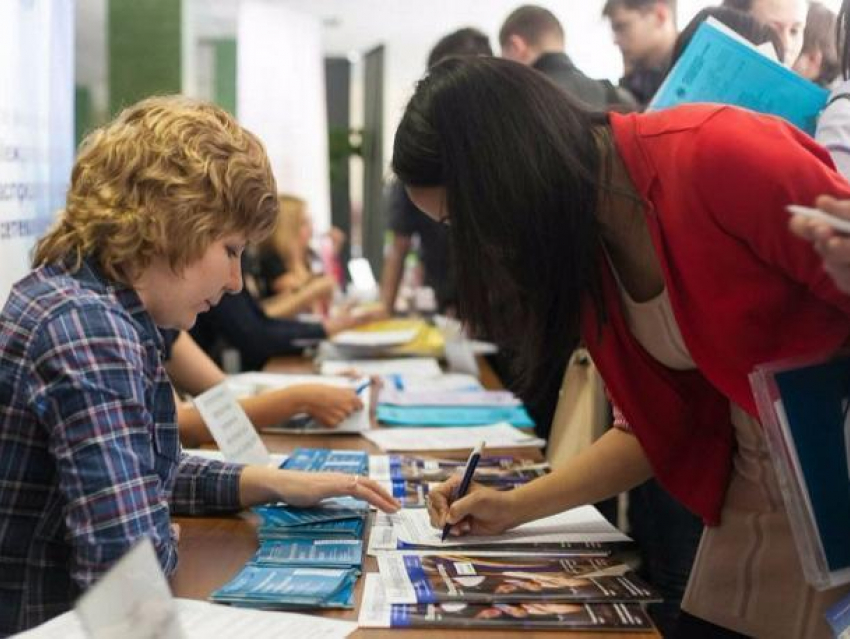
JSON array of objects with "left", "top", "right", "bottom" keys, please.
[
  {"left": 255, "top": 503, "right": 367, "bottom": 541},
  {"left": 319, "top": 357, "right": 443, "bottom": 379},
  {"left": 358, "top": 574, "right": 654, "bottom": 631},
  {"left": 363, "top": 423, "right": 545, "bottom": 452},
  {"left": 249, "top": 539, "right": 363, "bottom": 571},
  {"left": 376, "top": 554, "right": 658, "bottom": 605},
  {"left": 210, "top": 565, "right": 359, "bottom": 610},
  {"left": 369, "top": 454, "right": 549, "bottom": 508}
]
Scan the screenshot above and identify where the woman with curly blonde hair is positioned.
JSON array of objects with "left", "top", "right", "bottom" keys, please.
[{"left": 0, "top": 95, "right": 398, "bottom": 635}]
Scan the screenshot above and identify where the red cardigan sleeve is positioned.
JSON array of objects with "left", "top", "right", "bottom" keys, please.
[{"left": 692, "top": 110, "right": 850, "bottom": 319}]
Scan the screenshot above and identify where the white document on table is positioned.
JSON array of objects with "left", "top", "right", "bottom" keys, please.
[
  {"left": 17, "top": 598, "right": 357, "bottom": 639},
  {"left": 192, "top": 383, "right": 272, "bottom": 466},
  {"left": 363, "top": 422, "right": 544, "bottom": 452},
  {"left": 358, "top": 574, "right": 393, "bottom": 629},
  {"left": 394, "top": 506, "right": 631, "bottom": 547},
  {"left": 182, "top": 448, "right": 287, "bottom": 468},
  {"left": 227, "top": 373, "right": 371, "bottom": 434},
  {"left": 320, "top": 357, "right": 442, "bottom": 378},
  {"left": 377, "top": 389, "right": 520, "bottom": 407},
  {"left": 331, "top": 329, "right": 418, "bottom": 348}
]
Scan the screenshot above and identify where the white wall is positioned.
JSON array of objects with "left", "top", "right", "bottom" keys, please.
[
  {"left": 0, "top": 0, "right": 74, "bottom": 304},
  {"left": 237, "top": 0, "right": 332, "bottom": 231}
]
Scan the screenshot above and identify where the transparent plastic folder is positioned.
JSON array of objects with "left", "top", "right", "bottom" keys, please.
[{"left": 750, "top": 352, "right": 850, "bottom": 590}]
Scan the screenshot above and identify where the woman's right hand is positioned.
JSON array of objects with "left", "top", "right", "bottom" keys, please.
[
  {"left": 426, "top": 474, "right": 521, "bottom": 537},
  {"left": 296, "top": 384, "right": 364, "bottom": 427}
]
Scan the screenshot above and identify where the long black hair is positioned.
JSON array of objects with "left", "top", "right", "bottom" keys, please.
[{"left": 392, "top": 57, "right": 607, "bottom": 398}]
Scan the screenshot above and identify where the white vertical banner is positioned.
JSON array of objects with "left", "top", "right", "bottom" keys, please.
[
  {"left": 237, "top": 0, "right": 331, "bottom": 232},
  {"left": 0, "top": 0, "right": 73, "bottom": 305}
]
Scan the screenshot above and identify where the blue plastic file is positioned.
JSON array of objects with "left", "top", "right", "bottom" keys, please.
[
  {"left": 650, "top": 20, "right": 828, "bottom": 134},
  {"left": 774, "top": 358, "right": 850, "bottom": 572}
]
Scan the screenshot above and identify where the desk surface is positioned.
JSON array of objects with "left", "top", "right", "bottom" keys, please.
[{"left": 171, "top": 356, "right": 659, "bottom": 638}]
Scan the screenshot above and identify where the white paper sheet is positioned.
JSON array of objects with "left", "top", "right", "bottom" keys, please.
[
  {"left": 377, "top": 389, "right": 520, "bottom": 407},
  {"left": 394, "top": 506, "right": 631, "bottom": 547},
  {"left": 227, "top": 373, "right": 372, "bottom": 434},
  {"left": 182, "top": 449, "right": 287, "bottom": 468},
  {"left": 192, "top": 383, "right": 272, "bottom": 466},
  {"left": 357, "top": 574, "right": 392, "bottom": 629},
  {"left": 319, "top": 357, "right": 442, "bottom": 378},
  {"left": 362, "top": 423, "right": 544, "bottom": 452},
  {"left": 331, "top": 329, "right": 418, "bottom": 348},
  {"left": 15, "top": 599, "right": 357, "bottom": 639}
]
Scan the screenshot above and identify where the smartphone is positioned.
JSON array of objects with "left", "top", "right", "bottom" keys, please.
[{"left": 787, "top": 204, "right": 850, "bottom": 235}]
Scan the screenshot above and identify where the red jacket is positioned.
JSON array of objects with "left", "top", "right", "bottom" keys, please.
[{"left": 582, "top": 105, "right": 850, "bottom": 524}]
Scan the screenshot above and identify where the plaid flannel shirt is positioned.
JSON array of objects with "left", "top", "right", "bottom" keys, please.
[{"left": 0, "top": 260, "right": 244, "bottom": 635}]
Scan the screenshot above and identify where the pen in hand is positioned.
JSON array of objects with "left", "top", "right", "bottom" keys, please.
[{"left": 441, "top": 441, "right": 485, "bottom": 541}]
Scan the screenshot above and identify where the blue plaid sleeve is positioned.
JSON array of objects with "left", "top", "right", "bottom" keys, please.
[
  {"left": 27, "top": 305, "right": 180, "bottom": 587},
  {"left": 170, "top": 455, "right": 244, "bottom": 515}
]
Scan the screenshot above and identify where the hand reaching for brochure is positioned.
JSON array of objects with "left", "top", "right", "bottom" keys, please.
[
  {"left": 296, "top": 384, "right": 364, "bottom": 427},
  {"left": 789, "top": 195, "right": 850, "bottom": 294},
  {"left": 427, "top": 473, "right": 519, "bottom": 537},
  {"left": 279, "top": 470, "right": 401, "bottom": 513}
]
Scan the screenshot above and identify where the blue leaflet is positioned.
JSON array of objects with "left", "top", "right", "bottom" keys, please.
[
  {"left": 210, "top": 565, "right": 358, "bottom": 609},
  {"left": 774, "top": 357, "right": 850, "bottom": 572},
  {"left": 251, "top": 539, "right": 363, "bottom": 571},
  {"left": 650, "top": 20, "right": 827, "bottom": 134},
  {"left": 282, "top": 448, "right": 369, "bottom": 475},
  {"left": 376, "top": 405, "right": 535, "bottom": 428},
  {"left": 255, "top": 503, "right": 365, "bottom": 527},
  {"left": 258, "top": 517, "right": 365, "bottom": 541}
]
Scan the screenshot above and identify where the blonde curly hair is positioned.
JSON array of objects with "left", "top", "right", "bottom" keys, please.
[{"left": 33, "top": 95, "right": 279, "bottom": 284}]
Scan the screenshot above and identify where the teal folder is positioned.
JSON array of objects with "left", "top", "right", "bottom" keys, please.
[{"left": 650, "top": 19, "right": 827, "bottom": 134}]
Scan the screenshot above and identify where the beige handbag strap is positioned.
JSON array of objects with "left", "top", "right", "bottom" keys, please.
[{"left": 546, "top": 348, "right": 609, "bottom": 468}]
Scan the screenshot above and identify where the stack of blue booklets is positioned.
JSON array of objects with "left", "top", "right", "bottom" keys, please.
[
  {"left": 255, "top": 502, "right": 367, "bottom": 540},
  {"left": 210, "top": 565, "right": 359, "bottom": 609},
  {"left": 282, "top": 448, "right": 369, "bottom": 475},
  {"left": 376, "top": 390, "right": 535, "bottom": 428},
  {"left": 250, "top": 539, "right": 363, "bottom": 571}
]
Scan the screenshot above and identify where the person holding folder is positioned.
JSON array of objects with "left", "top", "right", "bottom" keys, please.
[
  {"left": 0, "top": 96, "right": 399, "bottom": 636},
  {"left": 394, "top": 57, "right": 850, "bottom": 638}
]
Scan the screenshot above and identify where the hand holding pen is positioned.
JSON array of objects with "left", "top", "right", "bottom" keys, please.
[{"left": 426, "top": 442, "right": 523, "bottom": 539}]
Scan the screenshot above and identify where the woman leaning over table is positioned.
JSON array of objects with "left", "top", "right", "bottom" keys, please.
[
  {"left": 0, "top": 96, "right": 399, "bottom": 636},
  {"left": 401, "top": 57, "right": 850, "bottom": 638}
]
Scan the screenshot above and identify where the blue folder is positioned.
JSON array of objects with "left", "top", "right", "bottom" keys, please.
[
  {"left": 650, "top": 19, "right": 828, "bottom": 134},
  {"left": 376, "top": 405, "right": 535, "bottom": 428}
]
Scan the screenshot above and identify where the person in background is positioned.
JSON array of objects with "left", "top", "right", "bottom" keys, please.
[
  {"left": 380, "top": 27, "right": 493, "bottom": 316},
  {"left": 189, "top": 251, "right": 374, "bottom": 372},
  {"left": 794, "top": 2, "right": 840, "bottom": 86},
  {"left": 256, "top": 194, "right": 337, "bottom": 319},
  {"left": 398, "top": 57, "right": 850, "bottom": 638},
  {"left": 793, "top": 0, "right": 850, "bottom": 293},
  {"left": 499, "top": 4, "right": 636, "bottom": 109},
  {"left": 0, "top": 95, "right": 399, "bottom": 635},
  {"left": 164, "top": 330, "right": 364, "bottom": 448},
  {"left": 669, "top": 6, "right": 785, "bottom": 67},
  {"left": 722, "top": 0, "right": 807, "bottom": 65},
  {"left": 602, "top": 0, "right": 678, "bottom": 106}
]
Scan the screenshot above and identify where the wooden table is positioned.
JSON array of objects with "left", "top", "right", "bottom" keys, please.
[{"left": 171, "top": 356, "right": 659, "bottom": 638}]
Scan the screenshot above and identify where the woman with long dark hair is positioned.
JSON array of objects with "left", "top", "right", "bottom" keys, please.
[{"left": 403, "top": 57, "right": 850, "bottom": 638}]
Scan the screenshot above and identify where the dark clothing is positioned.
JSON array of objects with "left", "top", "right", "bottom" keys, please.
[
  {"left": 190, "top": 255, "right": 326, "bottom": 371},
  {"left": 620, "top": 64, "right": 667, "bottom": 108},
  {"left": 532, "top": 52, "right": 635, "bottom": 109},
  {"left": 387, "top": 181, "right": 455, "bottom": 311}
]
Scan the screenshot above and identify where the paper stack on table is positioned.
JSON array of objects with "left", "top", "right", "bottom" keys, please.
[{"left": 363, "top": 422, "right": 545, "bottom": 452}]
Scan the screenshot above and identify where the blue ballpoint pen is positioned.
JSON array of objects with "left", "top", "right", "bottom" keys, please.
[
  {"left": 441, "top": 441, "right": 485, "bottom": 541},
  {"left": 355, "top": 380, "right": 372, "bottom": 395}
]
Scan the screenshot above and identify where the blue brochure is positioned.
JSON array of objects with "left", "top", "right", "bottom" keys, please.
[
  {"left": 250, "top": 539, "right": 363, "bottom": 570},
  {"left": 376, "top": 405, "right": 535, "bottom": 428},
  {"left": 650, "top": 19, "right": 827, "bottom": 134},
  {"left": 773, "top": 358, "right": 850, "bottom": 573},
  {"left": 255, "top": 503, "right": 366, "bottom": 528},
  {"left": 210, "top": 565, "right": 358, "bottom": 609},
  {"left": 282, "top": 448, "right": 369, "bottom": 475},
  {"left": 259, "top": 516, "right": 365, "bottom": 541}
]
